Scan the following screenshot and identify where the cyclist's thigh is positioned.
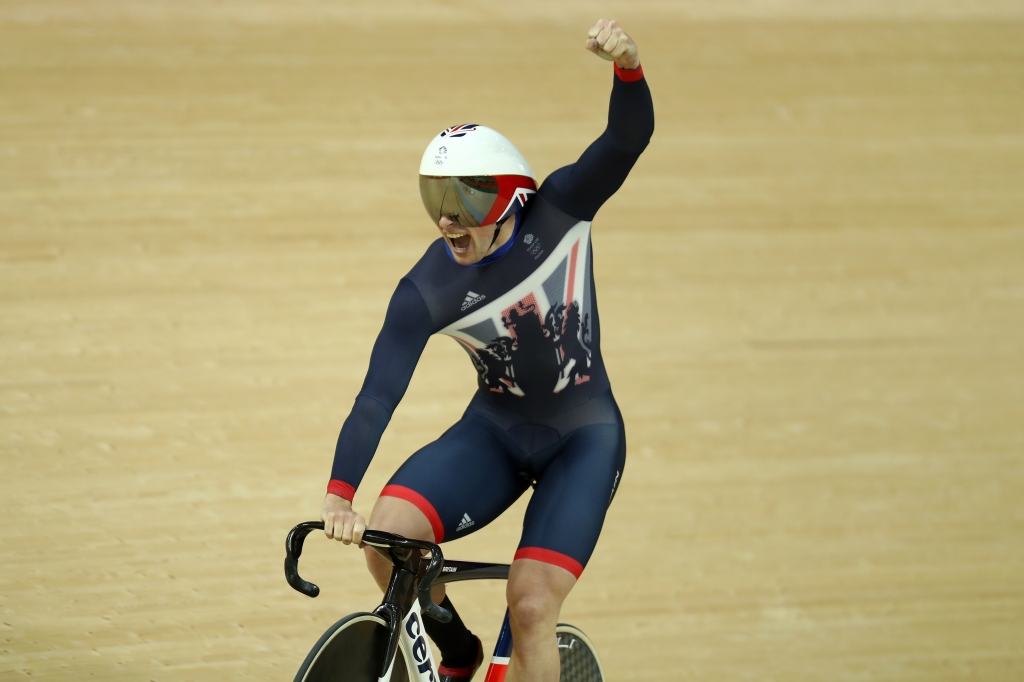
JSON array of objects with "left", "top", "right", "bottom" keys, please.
[
  {"left": 515, "top": 422, "right": 626, "bottom": 578},
  {"left": 380, "top": 411, "right": 531, "bottom": 544}
]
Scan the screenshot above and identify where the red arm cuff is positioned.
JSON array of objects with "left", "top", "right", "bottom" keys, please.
[
  {"left": 614, "top": 62, "right": 644, "bottom": 82},
  {"left": 327, "top": 479, "right": 356, "bottom": 502}
]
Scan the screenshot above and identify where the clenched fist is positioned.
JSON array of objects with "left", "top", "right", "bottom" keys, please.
[
  {"left": 322, "top": 493, "right": 367, "bottom": 545},
  {"left": 586, "top": 19, "right": 640, "bottom": 70}
]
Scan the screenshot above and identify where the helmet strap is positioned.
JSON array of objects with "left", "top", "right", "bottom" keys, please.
[{"left": 488, "top": 214, "right": 513, "bottom": 250}]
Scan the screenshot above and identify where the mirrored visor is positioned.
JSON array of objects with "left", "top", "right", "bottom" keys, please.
[{"left": 419, "top": 175, "right": 500, "bottom": 228}]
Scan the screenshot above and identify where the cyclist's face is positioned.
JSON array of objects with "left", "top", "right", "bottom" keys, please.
[{"left": 437, "top": 214, "right": 514, "bottom": 265}]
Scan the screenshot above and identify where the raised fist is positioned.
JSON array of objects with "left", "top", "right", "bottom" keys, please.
[{"left": 586, "top": 19, "right": 640, "bottom": 70}]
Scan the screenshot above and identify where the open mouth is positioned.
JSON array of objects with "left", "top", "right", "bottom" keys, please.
[{"left": 444, "top": 232, "right": 471, "bottom": 253}]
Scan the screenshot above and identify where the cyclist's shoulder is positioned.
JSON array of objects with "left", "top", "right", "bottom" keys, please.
[
  {"left": 404, "top": 237, "right": 460, "bottom": 287},
  {"left": 520, "top": 191, "right": 591, "bottom": 235}
]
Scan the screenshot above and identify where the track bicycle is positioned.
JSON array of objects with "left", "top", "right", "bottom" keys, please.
[{"left": 285, "top": 521, "right": 606, "bottom": 681}]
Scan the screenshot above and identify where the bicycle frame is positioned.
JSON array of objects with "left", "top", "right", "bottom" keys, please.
[
  {"left": 390, "top": 599, "right": 512, "bottom": 682},
  {"left": 415, "top": 560, "right": 514, "bottom": 682}
]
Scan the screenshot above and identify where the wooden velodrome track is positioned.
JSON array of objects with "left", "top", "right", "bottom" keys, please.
[{"left": 2, "top": 1, "right": 1022, "bottom": 680}]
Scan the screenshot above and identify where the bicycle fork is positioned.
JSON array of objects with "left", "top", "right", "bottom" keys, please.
[{"left": 482, "top": 609, "right": 513, "bottom": 682}]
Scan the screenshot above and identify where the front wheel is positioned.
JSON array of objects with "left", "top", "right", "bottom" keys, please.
[
  {"left": 294, "top": 612, "right": 411, "bottom": 682},
  {"left": 556, "top": 623, "right": 605, "bottom": 682}
]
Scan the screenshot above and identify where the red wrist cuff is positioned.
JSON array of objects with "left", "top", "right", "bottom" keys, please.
[
  {"left": 614, "top": 62, "right": 644, "bottom": 82},
  {"left": 327, "top": 479, "right": 356, "bottom": 502}
]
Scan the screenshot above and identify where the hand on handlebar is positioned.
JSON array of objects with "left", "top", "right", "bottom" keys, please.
[{"left": 322, "top": 493, "right": 366, "bottom": 544}]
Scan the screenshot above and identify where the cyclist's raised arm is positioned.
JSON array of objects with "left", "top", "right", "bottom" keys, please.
[
  {"left": 323, "top": 277, "right": 433, "bottom": 540},
  {"left": 539, "top": 19, "right": 654, "bottom": 222}
]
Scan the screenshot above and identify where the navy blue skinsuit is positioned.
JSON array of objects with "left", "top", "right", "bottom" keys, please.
[{"left": 329, "top": 64, "right": 653, "bottom": 577}]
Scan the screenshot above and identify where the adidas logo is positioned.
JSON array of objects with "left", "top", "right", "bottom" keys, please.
[
  {"left": 456, "top": 513, "right": 475, "bottom": 532},
  {"left": 461, "top": 290, "right": 486, "bottom": 311}
]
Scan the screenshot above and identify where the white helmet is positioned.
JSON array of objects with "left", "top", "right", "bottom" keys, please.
[{"left": 419, "top": 124, "right": 537, "bottom": 227}]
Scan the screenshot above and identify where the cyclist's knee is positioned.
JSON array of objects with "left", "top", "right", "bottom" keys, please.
[
  {"left": 363, "top": 545, "right": 392, "bottom": 592},
  {"left": 507, "top": 590, "right": 554, "bottom": 631},
  {"left": 506, "top": 559, "right": 576, "bottom": 632}
]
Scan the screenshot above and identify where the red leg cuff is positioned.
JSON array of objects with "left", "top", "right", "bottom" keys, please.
[
  {"left": 379, "top": 484, "right": 445, "bottom": 543},
  {"left": 513, "top": 547, "right": 584, "bottom": 579}
]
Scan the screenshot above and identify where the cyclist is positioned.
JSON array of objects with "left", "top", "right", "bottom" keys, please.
[{"left": 321, "top": 19, "right": 653, "bottom": 682}]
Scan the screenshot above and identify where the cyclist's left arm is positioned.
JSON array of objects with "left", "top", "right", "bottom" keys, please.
[{"left": 538, "top": 19, "right": 654, "bottom": 221}]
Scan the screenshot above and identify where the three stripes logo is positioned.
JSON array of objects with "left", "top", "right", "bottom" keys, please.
[
  {"left": 456, "top": 513, "right": 475, "bottom": 532},
  {"left": 461, "top": 290, "right": 486, "bottom": 311}
]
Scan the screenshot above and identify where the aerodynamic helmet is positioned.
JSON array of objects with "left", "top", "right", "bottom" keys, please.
[{"left": 418, "top": 124, "right": 537, "bottom": 228}]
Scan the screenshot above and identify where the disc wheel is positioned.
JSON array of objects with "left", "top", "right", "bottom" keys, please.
[
  {"left": 294, "top": 612, "right": 410, "bottom": 682},
  {"left": 556, "top": 623, "right": 605, "bottom": 682}
]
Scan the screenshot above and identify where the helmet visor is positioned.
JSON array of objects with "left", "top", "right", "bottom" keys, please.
[{"left": 419, "top": 175, "right": 500, "bottom": 228}]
